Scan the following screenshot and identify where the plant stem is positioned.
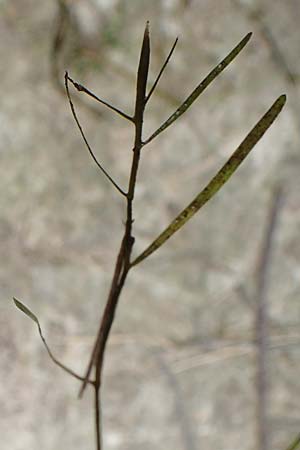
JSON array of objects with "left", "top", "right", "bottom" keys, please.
[{"left": 77, "top": 23, "right": 150, "bottom": 448}]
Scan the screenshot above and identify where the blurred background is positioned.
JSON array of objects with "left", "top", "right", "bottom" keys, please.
[{"left": 0, "top": 0, "right": 299, "bottom": 449}]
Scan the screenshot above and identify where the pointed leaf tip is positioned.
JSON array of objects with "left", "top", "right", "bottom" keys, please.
[
  {"left": 132, "top": 93, "right": 286, "bottom": 266},
  {"left": 239, "top": 31, "right": 252, "bottom": 49},
  {"left": 144, "top": 31, "right": 254, "bottom": 145},
  {"left": 134, "top": 20, "right": 151, "bottom": 116},
  {"left": 13, "top": 297, "right": 39, "bottom": 325}
]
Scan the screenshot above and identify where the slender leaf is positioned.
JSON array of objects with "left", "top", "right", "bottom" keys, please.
[
  {"left": 146, "top": 37, "right": 179, "bottom": 104},
  {"left": 14, "top": 297, "right": 39, "bottom": 324},
  {"left": 13, "top": 297, "right": 91, "bottom": 383},
  {"left": 131, "top": 94, "right": 286, "bottom": 267},
  {"left": 143, "top": 32, "right": 252, "bottom": 145}
]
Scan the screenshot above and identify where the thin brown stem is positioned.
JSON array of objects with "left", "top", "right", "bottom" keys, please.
[
  {"left": 95, "top": 385, "right": 102, "bottom": 450},
  {"left": 65, "top": 73, "right": 127, "bottom": 196},
  {"left": 13, "top": 297, "right": 93, "bottom": 384},
  {"left": 77, "top": 24, "right": 151, "bottom": 447},
  {"left": 146, "top": 37, "right": 178, "bottom": 104},
  {"left": 67, "top": 75, "right": 133, "bottom": 122}
]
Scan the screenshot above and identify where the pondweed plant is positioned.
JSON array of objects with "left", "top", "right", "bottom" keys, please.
[{"left": 14, "top": 23, "right": 292, "bottom": 450}]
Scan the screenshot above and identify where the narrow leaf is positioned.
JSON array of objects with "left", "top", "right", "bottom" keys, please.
[
  {"left": 285, "top": 434, "right": 300, "bottom": 450},
  {"left": 14, "top": 297, "right": 39, "bottom": 324},
  {"left": 144, "top": 32, "right": 252, "bottom": 145},
  {"left": 13, "top": 297, "right": 92, "bottom": 383},
  {"left": 134, "top": 21, "right": 150, "bottom": 119},
  {"left": 131, "top": 94, "right": 286, "bottom": 267},
  {"left": 146, "top": 37, "right": 179, "bottom": 104}
]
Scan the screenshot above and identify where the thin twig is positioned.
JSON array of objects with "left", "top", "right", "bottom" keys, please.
[
  {"left": 13, "top": 298, "right": 93, "bottom": 384},
  {"left": 146, "top": 37, "right": 178, "bottom": 104},
  {"left": 76, "top": 23, "right": 151, "bottom": 449},
  {"left": 94, "top": 386, "right": 102, "bottom": 450},
  {"left": 64, "top": 72, "right": 127, "bottom": 197},
  {"left": 67, "top": 75, "right": 133, "bottom": 122}
]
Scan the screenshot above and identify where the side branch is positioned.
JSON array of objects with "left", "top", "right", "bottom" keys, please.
[
  {"left": 13, "top": 298, "right": 93, "bottom": 384},
  {"left": 65, "top": 73, "right": 127, "bottom": 197},
  {"left": 66, "top": 74, "right": 134, "bottom": 122},
  {"left": 145, "top": 37, "right": 178, "bottom": 104}
]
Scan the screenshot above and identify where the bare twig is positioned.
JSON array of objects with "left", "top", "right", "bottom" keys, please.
[
  {"left": 65, "top": 72, "right": 127, "bottom": 197},
  {"left": 146, "top": 37, "right": 178, "bottom": 104},
  {"left": 66, "top": 75, "right": 133, "bottom": 122},
  {"left": 13, "top": 298, "right": 93, "bottom": 384},
  {"left": 73, "top": 23, "right": 151, "bottom": 449},
  {"left": 255, "top": 185, "right": 284, "bottom": 450}
]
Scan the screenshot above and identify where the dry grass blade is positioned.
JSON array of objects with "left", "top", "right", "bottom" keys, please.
[
  {"left": 131, "top": 94, "right": 286, "bottom": 266},
  {"left": 143, "top": 32, "right": 252, "bottom": 145},
  {"left": 13, "top": 298, "right": 91, "bottom": 383}
]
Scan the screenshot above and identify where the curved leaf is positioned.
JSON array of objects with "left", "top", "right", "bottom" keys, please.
[
  {"left": 131, "top": 94, "right": 286, "bottom": 267},
  {"left": 13, "top": 297, "right": 90, "bottom": 383}
]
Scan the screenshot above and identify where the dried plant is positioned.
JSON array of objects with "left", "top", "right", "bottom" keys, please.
[{"left": 14, "top": 23, "right": 293, "bottom": 450}]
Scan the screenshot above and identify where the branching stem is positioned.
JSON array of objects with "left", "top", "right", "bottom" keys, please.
[{"left": 58, "top": 24, "right": 284, "bottom": 450}]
